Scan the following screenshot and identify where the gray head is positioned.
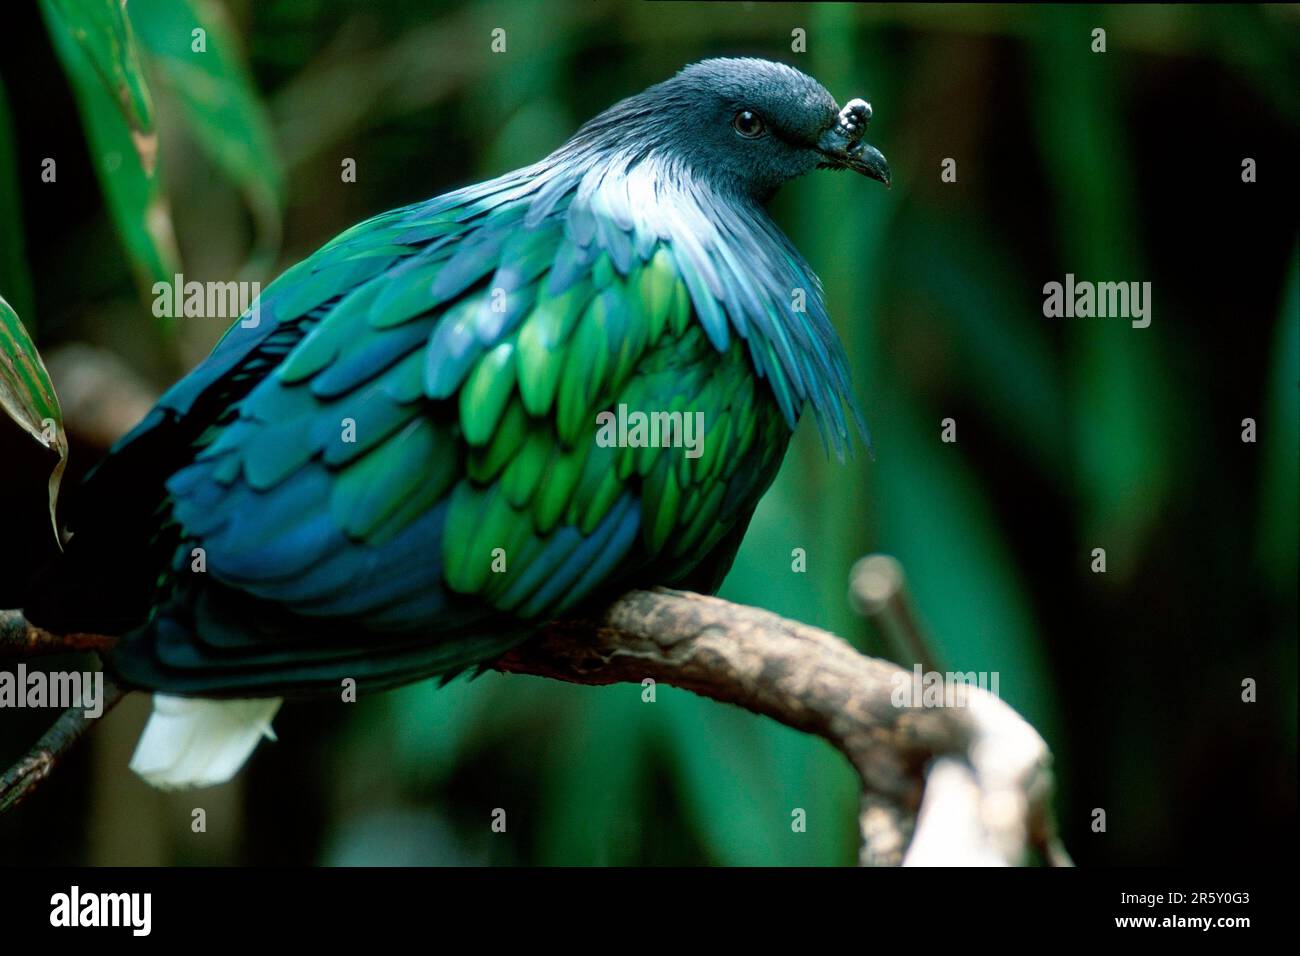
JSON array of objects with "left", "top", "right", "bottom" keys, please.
[{"left": 564, "top": 57, "right": 890, "bottom": 201}]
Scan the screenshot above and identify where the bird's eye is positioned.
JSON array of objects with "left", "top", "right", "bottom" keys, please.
[{"left": 732, "top": 110, "right": 765, "bottom": 139}]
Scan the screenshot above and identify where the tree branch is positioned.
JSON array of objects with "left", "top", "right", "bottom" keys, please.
[
  {"left": 0, "top": 562, "right": 1070, "bottom": 865},
  {"left": 496, "top": 580, "right": 1071, "bottom": 866},
  {"left": 0, "top": 609, "right": 118, "bottom": 657},
  {"left": 0, "top": 677, "right": 125, "bottom": 813}
]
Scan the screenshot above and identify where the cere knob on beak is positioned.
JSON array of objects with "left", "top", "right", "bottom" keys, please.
[
  {"left": 836, "top": 98, "right": 873, "bottom": 145},
  {"left": 817, "top": 97, "right": 890, "bottom": 187}
]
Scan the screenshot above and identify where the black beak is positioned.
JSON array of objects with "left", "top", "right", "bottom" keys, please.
[{"left": 817, "top": 98, "right": 891, "bottom": 187}]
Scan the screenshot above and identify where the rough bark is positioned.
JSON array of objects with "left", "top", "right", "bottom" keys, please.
[{"left": 1, "top": 570, "right": 1070, "bottom": 865}]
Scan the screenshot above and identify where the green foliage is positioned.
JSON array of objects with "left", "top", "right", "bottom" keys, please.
[
  {"left": 36, "top": 0, "right": 283, "bottom": 311},
  {"left": 46, "top": 0, "right": 155, "bottom": 135},
  {"left": 1030, "top": 6, "right": 1178, "bottom": 575},
  {"left": 130, "top": 0, "right": 284, "bottom": 274},
  {"left": 0, "top": 295, "right": 65, "bottom": 535},
  {"left": 39, "top": 0, "right": 179, "bottom": 290}
]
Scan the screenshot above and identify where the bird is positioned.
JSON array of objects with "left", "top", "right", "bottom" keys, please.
[{"left": 21, "top": 57, "right": 890, "bottom": 789}]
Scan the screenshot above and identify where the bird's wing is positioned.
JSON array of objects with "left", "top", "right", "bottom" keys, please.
[
  {"left": 107, "top": 175, "right": 791, "bottom": 696},
  {"left": 27, "top": 203, "right": 439, "bottom": 635}
]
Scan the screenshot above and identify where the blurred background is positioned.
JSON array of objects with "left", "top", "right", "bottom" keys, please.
[{"left": 0, "top": 1, "right": 1296, "bottom": 866}]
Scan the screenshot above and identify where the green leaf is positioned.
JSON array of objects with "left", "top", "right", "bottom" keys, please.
[
  {"left": 130, "top": 0, "right": 285, "bottom": 273},
  {"left": 896, "top": 212, "right": 1069, "bottom": 482},
  {"left": 41, "top": 0, "right": 180, "bottom": 291},
  {"left": 534, "top": 686, "right": 647, "bottom": 865},
  {"left": 655, "top": 691, "right": 780, "bottom": 865},
  {"left": 45, "top": 0, "right": 155, "bottom": 147},
  {"left": 875, "top": 397, "right": 1060, "bottom": 751},
  {"left": 0, "top": 295, "right": 67, "bottom": 539},
  {"left": 1030, "top": 6, "right": 1179, "bottom": 577},
  {"left": 655, "top": 687, "right": 857, "bottom": 866}
]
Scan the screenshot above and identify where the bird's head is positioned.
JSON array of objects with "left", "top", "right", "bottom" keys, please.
[{"left": 568, "top": 57, "right": 890, "bottom": 202}]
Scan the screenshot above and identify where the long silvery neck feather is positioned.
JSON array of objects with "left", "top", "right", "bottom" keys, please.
[{"left": 422, "top": 100, "right": 865, "bottom": 456}]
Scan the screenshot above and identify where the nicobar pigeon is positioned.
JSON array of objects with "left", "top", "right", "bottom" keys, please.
[{"left": 23, "top": 58, "right": 890, "bottom": 788}]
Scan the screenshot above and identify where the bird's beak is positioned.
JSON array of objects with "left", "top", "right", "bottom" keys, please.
[{"left": 816, "top": 98, "right": 891, "bottom": 187}]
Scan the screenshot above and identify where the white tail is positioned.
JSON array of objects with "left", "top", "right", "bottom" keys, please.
[{"left": 129, "top": 694, "right": 282, "bottom": 789}]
